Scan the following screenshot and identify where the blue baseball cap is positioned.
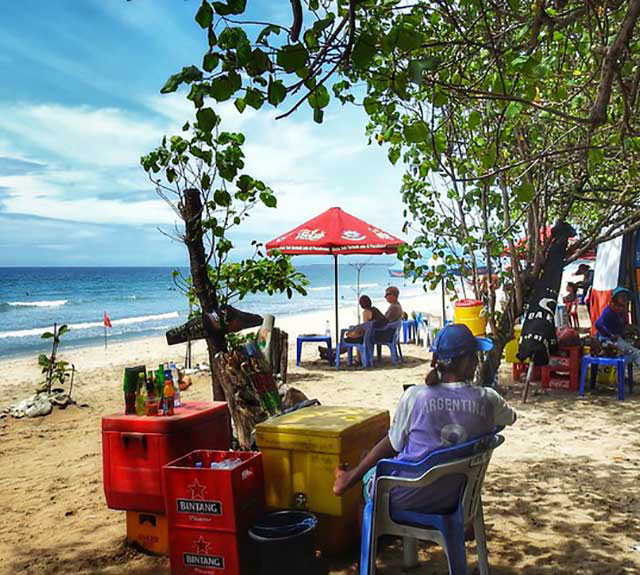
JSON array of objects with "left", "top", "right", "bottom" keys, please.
[
  {"left": 612, "top": 287, "right": 632, "bottom": 299},
  {"left": 431, "top": 323, "right": 494, "bottom": 359}
]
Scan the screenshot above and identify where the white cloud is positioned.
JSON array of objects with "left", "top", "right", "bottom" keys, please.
[{"left": 0, "top": 94, "right": 405, "bottom": 238}]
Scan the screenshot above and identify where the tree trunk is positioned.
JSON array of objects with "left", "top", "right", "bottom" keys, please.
[{"left": 181, "top": 188, "right": 225, "bottom": 401}]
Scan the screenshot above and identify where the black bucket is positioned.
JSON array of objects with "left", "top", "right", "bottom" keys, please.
[{"left": 249, "top": 511, "right": 318, "bottom": 575}]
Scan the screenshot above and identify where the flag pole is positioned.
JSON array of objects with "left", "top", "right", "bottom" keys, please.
[
  {"left": 104, "top": 311, "right": 107, "bottom": 350},
  {"left": 334, "top": 253, "right": 339, "bottom": 350}
]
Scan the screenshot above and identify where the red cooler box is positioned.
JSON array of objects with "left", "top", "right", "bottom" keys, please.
[{"left": 102, "top": 401, "right": 230, "bottom": 513}]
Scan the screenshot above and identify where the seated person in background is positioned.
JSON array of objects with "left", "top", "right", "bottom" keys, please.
[
  {"left": 384, "top": 286, "right": 403, "bottom": 322},
  {"left": 333, "top": 323, "right": 517, "bottom": 512},
  {"left": 344, "top": 295, "right": 388, "bottom": 343},
  {"left": 563, "top": 282, "right": 579, "bottom": 329},
  {"left": 595, "top": 287, "right": 640, "bottom": 368}
]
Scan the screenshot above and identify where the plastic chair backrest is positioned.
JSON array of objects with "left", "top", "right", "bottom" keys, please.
[
  {"left": 374, "top": 319, "right": 402, "bottom": 344},
  {"left": 374, "top": 431, "right": 504, "bottom": 525}
]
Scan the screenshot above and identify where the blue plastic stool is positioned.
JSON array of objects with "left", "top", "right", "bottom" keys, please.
[
  {"left": 579, "top": 355, "right": 633, "bottom": 400},
  {"left": 402, "top": 319, "right": 416, "bottom": 344},
  {"left": 296, "top": 335, "right": 332, "bottom": 367}
]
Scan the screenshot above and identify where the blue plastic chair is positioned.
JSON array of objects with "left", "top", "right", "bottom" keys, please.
[
  {"left": 402, "top": 318, "right": 417, "bottom": 343},
  {"left": 360, "top": 432, "right": 504, "bottom": 575},
  {"left": 579, "top": 354, "right": 633, "bottom": 400},
  {"left": 372, "top": 320, "right": 403, "bottom": 365},
  {"left": 335, "top": 322, "right": 374, "bottom": 369}
]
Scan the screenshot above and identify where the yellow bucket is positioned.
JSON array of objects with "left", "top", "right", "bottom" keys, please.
[{"left": 454, "top": 299, "right": 487, "bottom": 336}]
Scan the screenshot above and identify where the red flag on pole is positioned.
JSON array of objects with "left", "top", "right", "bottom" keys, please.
[{"left": 103, "top": 311, "right": 112, "bottom": 328}]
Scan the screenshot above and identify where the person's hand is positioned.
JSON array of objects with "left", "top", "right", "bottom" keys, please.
[{"left": 333, "top": 464, "right": 354, "bottom": 496}]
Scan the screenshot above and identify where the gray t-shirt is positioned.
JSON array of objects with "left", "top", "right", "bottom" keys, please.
[{"left": 386, "top": 382, "right": 516, "bottom": 511}]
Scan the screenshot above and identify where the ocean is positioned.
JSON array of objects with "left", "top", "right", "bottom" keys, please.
[{"left": 0, "top": 264, "right": 423, "bottom": 358}]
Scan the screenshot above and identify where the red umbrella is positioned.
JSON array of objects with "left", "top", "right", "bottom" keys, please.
[{"left": 266, "top": 207, "right": 404, "bottom": 345}]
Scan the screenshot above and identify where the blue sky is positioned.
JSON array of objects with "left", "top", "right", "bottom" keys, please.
[{"left": 0, "top": 0, "right": 403, "bottom": 266}]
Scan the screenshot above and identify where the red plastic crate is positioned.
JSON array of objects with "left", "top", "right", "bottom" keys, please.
[
  {"left": 541, "top": 346, "right": 581, "bottom": 391},
  {"left": 163, "top": 450, "right": 264, "bottom": 533},
  {"left": 169, "top": 525, "right": 254, "bottom": 575},
  {"left": 102, "top": 402, "right": 231, "bottom": 513}
]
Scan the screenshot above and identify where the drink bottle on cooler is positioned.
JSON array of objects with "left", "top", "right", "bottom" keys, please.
[
  {"left": 169, "top": 361, "right": 181, "bottom": 407},
  {"left": 145, "top": 373, "right": 159, "bottom": 416},
  {"left": 122, "top": 368, "right": 137, "bottom": 415},
  {"left": 156, "top": 365, "right": 165, "bottom": 413},
  {"left": 163, "top": 369, "right": 175, "bottom": 416},
  {"left": 135, "top": 372, "right": 146, "bottom": 416}
]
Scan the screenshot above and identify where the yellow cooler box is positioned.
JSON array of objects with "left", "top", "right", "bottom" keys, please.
[{"left": 255, "top": 405, "right": 390, "bottom": 555}]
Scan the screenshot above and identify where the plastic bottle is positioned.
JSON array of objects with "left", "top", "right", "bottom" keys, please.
[
  {"left": 122, "top": 368, "right": 137, "bottom": 415},
  {"left": 163, "top": 369, "right": 175, "bottom": 416},
  {"left": 170, "top": 362, "right": 181, "bottom": 407},
  {"left": 156, "top": 366, "right": 165, "bottom": 413},
  {"left": 145, "top": 373, "right": 159, "bottom": 416},
  {"left": 325, "top": 320, "right": 331, "bottom": 338},
  {"left": 135, "top": 372, "right": 146, "bottom": 416}
]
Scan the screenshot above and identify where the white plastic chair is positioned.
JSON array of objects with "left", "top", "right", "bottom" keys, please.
[
  {"left": 415, "top": 312, "right": 439, "bottom": 349},
  {"left": 361, "top": 433, "right": 504, "bottom": 575}
]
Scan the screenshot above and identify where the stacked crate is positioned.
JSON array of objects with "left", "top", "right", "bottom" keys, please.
[
  {"left": 163, "top": 450, "right": 265, "bottom": 575},
  {"left": 541, "top": 346, "right": 582, "bottom": 390},
  {"left": 101, "top": 402, "right": 231, "bottom": 554}
]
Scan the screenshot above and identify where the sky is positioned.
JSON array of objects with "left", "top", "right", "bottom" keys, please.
[{"left": 0, "top": 0, "right": 404, "bottom": 266}]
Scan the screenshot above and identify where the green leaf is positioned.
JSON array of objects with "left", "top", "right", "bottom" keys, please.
[
  {"left": 181, "top": 65, "right": 203, "bottom": 84},
  {"left": 209, "top": 72, "right": 241, "bottom": 102},
  {"left": 212, "top": 0, "right": 246, "bottom": 16},
  {"left": 267, "top": 77, "right": 286, "bottom": 106},
  {"left": 203, "top": 53, "right": 220, "bottom": 72},
  {"left": 246, "top": 48, "right": 271, "bottom": 76},
  {"left": 58, "top": 324, "right": 69, "bottom": 336},
  {"left": 260, "top": 191, "right": 277, "bottom": 208},
  {"left": 351, "top": 33, "right": 376, "bottom": 68},
  {"left": 196, "top": 107, "right": 219, "bottom": 132},
  {"left": 41, "top": 332, "right": 54, "bottom": 339},
  {"left": 160, "top": 73, "right": 182, "bottom": 94},
  {"left": 244, "top": 88, "right": 264, "bottom": 110},
  {"left": 214, "top": 189, "right": 232, "bottom": 206},
  {"left": 388, "top": 147, "right": 401, "bottom": 165},
  {"left": 313, "top": 108, "right": 324, "bottom": 124},
  {"left": 363, "top": 96, "right": 379, "bottom": 115},
  {"left": 195, "top": 1, "right": 213, "bottom": 28},
  {"left": 234, "top": 98, "right": 246, "bottom": 113},
  {"left": 308, "top": 85, "right": 330, "bottom": 109},
  {"left": 256, "top": 25, "right": 281, "bottom": 45},
  {"left": 403, "top": 121, "right": 430, "bottom": 143},
  {"left": 505, "top": 101, "right": 522, "bottom": 118},
  {"left": 468, "top": 110, "right": 482, "bottom": 129},
  {"left": 515, "top": 181, "right": 535, "bottom": 203},
  {"left": 276, "top": 43, "right": 308, "bottom": 73}
]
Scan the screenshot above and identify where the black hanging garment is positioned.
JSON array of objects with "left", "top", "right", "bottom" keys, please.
[{"left": 517, "top": 222, "right": 576, "bottom": 366}]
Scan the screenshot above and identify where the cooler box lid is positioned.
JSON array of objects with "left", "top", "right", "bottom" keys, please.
[
  {"left": 102, "top": 401, "right": 228, "bottom": 434},
  {"left": 255, "top": 405, "right": 390, "bottom": 454}
]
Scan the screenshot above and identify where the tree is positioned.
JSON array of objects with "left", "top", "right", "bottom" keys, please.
[
  {"left": 141, "top": 114, "right": 307, "bottom": 399},
  {"left": 156, "top": 0, "right": 640, "bottom": 381}
]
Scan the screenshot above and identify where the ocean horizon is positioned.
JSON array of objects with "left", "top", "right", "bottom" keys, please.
[{"left": 0, "top": 264, "right": 423, "bottom": 359}]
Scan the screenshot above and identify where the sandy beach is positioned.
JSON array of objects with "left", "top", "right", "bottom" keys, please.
[{"left": 1, "top": 294, "right": 639, "bottom": 575}]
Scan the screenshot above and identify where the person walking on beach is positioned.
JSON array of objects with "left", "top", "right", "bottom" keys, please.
[{"left": 333, "top": 323, "right": 517, "bottom": 512}]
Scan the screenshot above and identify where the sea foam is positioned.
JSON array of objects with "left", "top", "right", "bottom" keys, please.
[
  {"left": 0, "top": 311, "right": 180, "bottom": 339},
  {"left": 7, "top": 300, "right": 68, "bottom": 308}
]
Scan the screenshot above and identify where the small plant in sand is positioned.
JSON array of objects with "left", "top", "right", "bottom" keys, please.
[{"left": 38, "top": 323, "right": 75, "bottom": 397}]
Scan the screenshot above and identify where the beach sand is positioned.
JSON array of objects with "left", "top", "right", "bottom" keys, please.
[{"left": 1, "top": 294, "right": 639, "bottom": 575}]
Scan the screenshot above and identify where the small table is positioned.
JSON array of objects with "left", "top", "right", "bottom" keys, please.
[{"left": 296, "top": 334, "right": 332, "bottom": 366}]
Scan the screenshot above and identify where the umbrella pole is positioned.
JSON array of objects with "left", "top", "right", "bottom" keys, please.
[
  {"left": 441, "top": 277, "right": 446, "bottom": 325},
  {"left": 334, "top": 254, "right": 339, "bottom": 349},
  {"left": 522, "top": 361, "right": 535, "bottom": 403}
]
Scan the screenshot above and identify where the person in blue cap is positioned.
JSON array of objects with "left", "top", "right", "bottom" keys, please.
[
  {"left": 595, "top": 287, "right": 640, "bottom": 367},
  {"left": 333, "top": 323, "right": 516, "bottom": 511}
]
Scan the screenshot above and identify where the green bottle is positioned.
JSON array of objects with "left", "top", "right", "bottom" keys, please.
[{"left": 135, "top": 372, "right": 146, "bottom": 416}]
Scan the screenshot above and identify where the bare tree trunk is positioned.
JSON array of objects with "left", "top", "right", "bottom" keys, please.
[{"left": 181, "top": 188, "right": 225, "bottom": 401}]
